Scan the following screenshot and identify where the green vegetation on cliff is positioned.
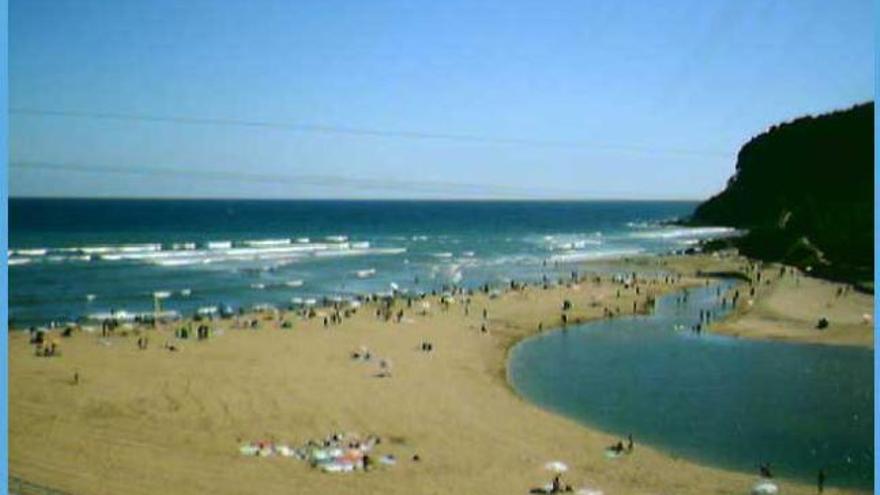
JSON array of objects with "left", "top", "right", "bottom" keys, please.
[{"left": 690, "top": 102, "right": 874, "bottom": 283}]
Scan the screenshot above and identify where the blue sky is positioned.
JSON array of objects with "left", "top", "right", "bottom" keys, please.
[{"left": 9, "top": 0, "right": 874, "bottom": 199}]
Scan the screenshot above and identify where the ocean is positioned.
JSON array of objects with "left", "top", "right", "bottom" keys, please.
[{"left": 9, "top": 198, "right": 732, "bottom": 327}]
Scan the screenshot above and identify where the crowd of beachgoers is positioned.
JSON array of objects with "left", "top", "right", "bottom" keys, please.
[{"left": 10, "top": 251, "right": 873, "bottom": 495}]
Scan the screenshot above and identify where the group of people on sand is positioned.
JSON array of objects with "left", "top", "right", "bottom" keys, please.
[
  {"left": 324, "top": 308, "right": 349, "bottom": 327},
  {"left": 100, "top": 317, "right": 120, "bottom": 337},
  {"left": 757, "top": 461, "right": 827, "bottom": 493},
  {"left": 349, "top": 345, "right": 393, "bottom": 377},
  {"left": 172, "top": 323, "right": 212, "bottom": 340},
  {"left": 607, "top": 433, "right": 635, "bottom": 456},
  {"left": 34, "top": 338, "right": 60, "bottom": 357},
  {"left": 28, "top": 327, "right": 61, "bottom": 357}
]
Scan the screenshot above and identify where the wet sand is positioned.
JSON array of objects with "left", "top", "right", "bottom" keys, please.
[
  {"left": 638, "top": 253, "right": 874, "bottom": 348},
  {"left": 9, "top": 254, "right": 871, "bottom": 494}
]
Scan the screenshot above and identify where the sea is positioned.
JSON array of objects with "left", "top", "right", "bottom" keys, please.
[{"left": 8, "top": 199, "right": 732, "bottom": 327}]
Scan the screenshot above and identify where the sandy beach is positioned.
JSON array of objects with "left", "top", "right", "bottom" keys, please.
[
  {"left": 650, "top": 253, "right": 874, "bottom": 348},
  {"left": 9, "top": 253, "right": 872, "bottom": 495}
]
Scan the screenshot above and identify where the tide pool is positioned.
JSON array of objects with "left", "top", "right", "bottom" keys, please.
[{"left": 508, "top": 281, "right": 873, "bottom": 488}]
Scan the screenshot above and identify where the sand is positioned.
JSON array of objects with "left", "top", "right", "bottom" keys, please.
[
  {"left": 9, "top": 254, "right": 871, "bottom": 495},
  {"left": 640, "top": 252, "right": 874, "bottom": 348}
]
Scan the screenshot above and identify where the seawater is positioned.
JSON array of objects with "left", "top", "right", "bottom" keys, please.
[
  {"left": 10, "top": 199, "right": 730, "bottom": 326},
  {"left": 508, "top": 281, "right": 874, "bottom": 488}
]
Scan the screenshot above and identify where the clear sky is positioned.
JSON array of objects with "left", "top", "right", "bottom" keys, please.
[{"left": 9, "top": 0, "right": 874, "bottom": 200}]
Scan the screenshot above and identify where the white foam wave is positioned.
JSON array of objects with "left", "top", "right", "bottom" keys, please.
[
  {"left": 242, "top": 238, "right": 291, "bottom": 247},
  {"left": 12, "top": 237, "right": 405, "bottom": 270},
  {"left": 85, "top": 309, "right": 180, "bottom": 322},
  {"left": 154, "top": 258, "right": 209, "bottom": 267},
  {"left": 80, "top": 244, "right": 163, "bottom": 255},
  {"left": 629, "top": 227, "right": 736, "bottom": 240},
  {"left": 170, "top": 242, "right": 197, "bottom": 250},
  {"left": 12, "top": 248, "right": 47, "bottom": 256},
  {"left": 549, "top": 248, "right": 644, "bottom": 263},
  {"left": 207, "top": 241, "right": 232, "bottom": 249},
  {"left": 372, "top": 248, "right": 407, "bottom": 255},
  {"left": 625, "top": 221, "right": 656, "bottom": 229}
]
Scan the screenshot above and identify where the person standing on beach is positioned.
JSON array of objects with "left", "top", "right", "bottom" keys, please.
[
  {"left": 817, "top": 469, "right": 826, "bottom": 493},
  {"left": 626, "top": 434, "right": 633, "bottom": 453}
]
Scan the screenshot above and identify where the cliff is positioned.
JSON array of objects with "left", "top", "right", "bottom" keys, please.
[{"left": 690, "top": 102, "right": 874, "bottom": 283}]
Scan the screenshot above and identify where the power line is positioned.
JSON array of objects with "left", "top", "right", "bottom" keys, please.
[
  {"left": 10, "top": 160, "right": 626, "bottom": 199},
  {"left": 10, "top": 107, "right": 734, "bottom": 158}
]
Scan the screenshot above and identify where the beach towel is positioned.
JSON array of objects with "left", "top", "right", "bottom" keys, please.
[
  {"left": 276, "top": 445, "right": 295, "bottom": 457},
  {"left": 603, "top": 449, "right": 623, "bottom": 459},
  {"left": 321, "top": 461, "right": 356, "bottom": 473},
  {"left": 751, "top": 481, "right": 779, "bottom": 495},
  {"left": 239, "top": 445, "right": 259, "bottom": 456},
  {"left": 544, "top": 461, "right": 568, "bottom": 472},
  {"left": 309, "top": 449, "right": 331, "bottom": 462}
]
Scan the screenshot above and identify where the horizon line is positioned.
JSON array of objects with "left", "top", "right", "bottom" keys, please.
[{"left": 9, "top": 195, "right": 706, "bottom": 203}]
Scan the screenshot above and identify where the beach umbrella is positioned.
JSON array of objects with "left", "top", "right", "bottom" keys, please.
[{"left": 544, "top": 461, "right": 568, "bottom": 473}]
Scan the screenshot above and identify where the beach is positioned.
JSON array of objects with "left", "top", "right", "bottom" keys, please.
[
  {"left": 9, "top": 253, "right": 872, "bottom": 495},
  {"left": 650, "top": 253, "right": 875, "bottom": 348}
]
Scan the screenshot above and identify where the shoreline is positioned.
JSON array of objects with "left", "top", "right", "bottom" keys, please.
[
  {"left": 499, "top": 271, "right": 870, "bottom": 491},
  {"left": 647, "top": 253, "right": 874, "bottom": 349},
  {"left": 9, "top": 253, "right": 872, "bottom": 494}
]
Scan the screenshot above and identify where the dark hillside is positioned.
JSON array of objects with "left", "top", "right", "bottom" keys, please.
[{"left": 690, "top": 102, "right": 873, "bottom": 283}]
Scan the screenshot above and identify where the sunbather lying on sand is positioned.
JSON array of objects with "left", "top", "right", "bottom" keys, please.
[{"left": 529, "top": 474, "right": 573, "bottom": 493}]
